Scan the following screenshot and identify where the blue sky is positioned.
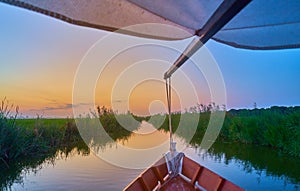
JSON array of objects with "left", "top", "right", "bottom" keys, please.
[
  {"left": 0, "top": 3, "right": 299, "bottom": 117},
  {"left": 207, "top": 41, "right": 300, "bottom": 108}
]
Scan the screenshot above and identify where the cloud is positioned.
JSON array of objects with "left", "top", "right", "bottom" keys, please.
[
  {"left": 28, "top": 102, "right": 94, "bottom": 113},
  {"left": 43, "top": 103, "right": 94, "bottom": 110},
  {"left": 112, "top": 99, "right": 127, "bottom": 103},
  {"left": 29, "top": 103, "right": 72, "bottom": 112},
  {"left": 43, "top": 103, "right": 73, "bottom": 111}
]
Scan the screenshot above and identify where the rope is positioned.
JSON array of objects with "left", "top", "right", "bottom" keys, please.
[{"left": 165, "top": 77, "right": 173, "bottom": 147}]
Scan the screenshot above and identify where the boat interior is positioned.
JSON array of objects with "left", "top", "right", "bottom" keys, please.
[{"left": 124, "top": 155, "right": 244, "bottom": 191}]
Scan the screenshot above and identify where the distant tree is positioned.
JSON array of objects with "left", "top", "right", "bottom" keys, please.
[{"left": 253, "top": 102, "right": 257, "bottom": 109}]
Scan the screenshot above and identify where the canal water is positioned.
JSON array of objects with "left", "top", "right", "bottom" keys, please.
[{"left": 3, "top": 121, "right": 300, "bottom": 191}]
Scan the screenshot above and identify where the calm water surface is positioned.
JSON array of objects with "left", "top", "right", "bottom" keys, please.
[{"left": 5, "top": 122, "right": 300, "bottom": 191}]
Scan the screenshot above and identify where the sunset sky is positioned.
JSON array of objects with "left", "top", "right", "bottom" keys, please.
[{"left": 1, "top": 3, "right": 300, "bottom": 118}]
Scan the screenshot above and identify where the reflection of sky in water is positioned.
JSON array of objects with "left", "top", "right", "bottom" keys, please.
[
  {"left": 9, "top": 122, "right": 300, "bottom": 191},
  {"left": 11, "top": 150, "right": 143, "bottom": 191},
  {"left": 91, "top": 121, "right": 188, "bottom": 169}
]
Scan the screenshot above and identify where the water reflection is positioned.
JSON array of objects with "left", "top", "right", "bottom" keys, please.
[
  {"left": 89, "top": 121, "right": 187, "bottom": 169},
  {"left": 7, "top": 148, "right": 142, "bottom": 191},
  {"left": 0, "top": 139, "right": 90, "bottom": 190},
  {"left": 173, "top": 121, "right": 300, "bottom": 190},
  {"left": 186, "top": 142, "right": 300, "bottom": 190},
  {"left": 2, "top": 121, "right": 300, "bottom": 190}
]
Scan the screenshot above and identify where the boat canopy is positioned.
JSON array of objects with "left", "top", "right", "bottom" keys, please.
[
  {"left": 2, "top": 0, "right": 299, "bottom": 78},
  {"left": 1, "top": 0, "right": 300, "bottom": 50}
]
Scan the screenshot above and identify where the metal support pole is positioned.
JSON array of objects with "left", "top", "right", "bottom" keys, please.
[{"left": 164, "top": 0, "right": 251, "bottom": 79}]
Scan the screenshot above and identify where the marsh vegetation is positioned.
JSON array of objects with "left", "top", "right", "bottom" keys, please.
[
  {"left": 1, "top": 98, "right": 299, "bottom": 189},
  {"left": 155, "top": 105, "right": 300, "bottom": 157}
]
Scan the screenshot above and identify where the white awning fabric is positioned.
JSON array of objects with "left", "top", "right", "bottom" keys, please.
[{"left": 1, "top": 0, "right": 300, "bottom": 50}]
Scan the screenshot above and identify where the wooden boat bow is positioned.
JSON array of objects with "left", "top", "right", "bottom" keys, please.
[{"left": 123, "top": 153, "right": 244, "bottom": 191}]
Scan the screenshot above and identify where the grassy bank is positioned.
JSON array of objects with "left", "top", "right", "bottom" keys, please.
[
  {"left": 155, "top": 106, "right": 300, "bottom": 157},
  {"left": 0, "top": 112, "right": 89, "bottom": 189},
  {"left": 0, "top": 120, "right": 89, "bottom": 190},
  {"left": 0, "top": 116, "right": 82, "bottom": 167},
  {"left": 0, "top": 103, "right": 144, "bottom": 189},
  {"left": 0, "top": 103, "right": 143, "bottom": 168},
  {"left": 1, "top": 99, "right": 299, "bottom": 170},
  {"left": 221, "top": 106, "right": 300, "bottom": 157}
]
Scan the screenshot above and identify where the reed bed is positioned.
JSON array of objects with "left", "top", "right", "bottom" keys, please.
[{"left": 155, "top": 106, "right": 300, "bottom": 157}]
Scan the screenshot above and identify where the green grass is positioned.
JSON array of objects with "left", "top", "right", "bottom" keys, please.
[
  {"left": 1, "top": 100, "right": 299, "bottom": 189},
  {"left": 1, "top": 98, "right": 299, "bottom": 170},
  {"left": 153, "top": 106, "right": 300, "bottom": 158},
  {"left": 220, "top": 106, "right": 300, "bottom": 157},
  {"left": 0, "top": 118, "right": 89, "bottom": 190},
  {"left": 0, "top": 103, "right": 145, "bottom": 168},
  {"left": 1, "top": 117, "right": 81, "bottom": 166}
]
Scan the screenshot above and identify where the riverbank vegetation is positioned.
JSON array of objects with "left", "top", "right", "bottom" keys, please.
[
  {"left": 220, "top": 106, "right": 300, "bottom": 157},
  {"left": 1, "top": 98, "right": 299, "bottom": 172},
  {"left": 0, "top": 100, "right": 143, "bottom": 169},
  {"left": 0, "top": 102, "right": 83, "bottom": 167},
  {"left": 156, "top": 105, "right": 300, "bottom": 157},
  {"left": 1, "top": 98, "right": 299, "bottom": 189}
]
